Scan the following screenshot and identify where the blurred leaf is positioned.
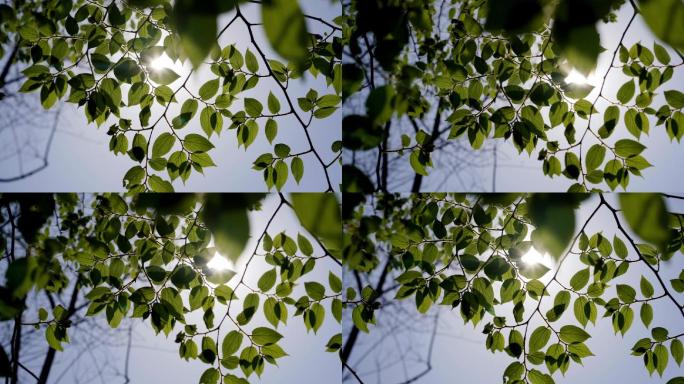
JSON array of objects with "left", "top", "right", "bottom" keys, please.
[
  {"left": 200, "top": 194, "right": 265, "bottom": 263},
  {"left": 262, "top": 0, "right": 309, "bottom": 66},
  {"left": 618, "top": 194, "right": 672, "bottom": 251},
  {"left": 639, "top": 0, "right": 684, "bottom": 50},
  {"left": 290, "top": 194, "right": 341, "bottom": 258}
]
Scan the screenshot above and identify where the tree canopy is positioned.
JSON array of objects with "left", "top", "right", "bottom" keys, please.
[
  {"left": 342, "top": 193, "right": 684, "bottom": 383},
  {"left": 0, "top": 0, "right": 342, "bottom": 191},
  {"left": 342, "top": 0, "right": 684, "bottom": 192},
  {"left": 0, "top": 193, "right": 342, "bottom": 383}
]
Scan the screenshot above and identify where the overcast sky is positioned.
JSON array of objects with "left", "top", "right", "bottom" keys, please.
[
  {"left": 0, "top": 1, "right": 341, "bottom": 192},
  {"left": 343, "top": 194, "right": 684, "bottom": 383}
]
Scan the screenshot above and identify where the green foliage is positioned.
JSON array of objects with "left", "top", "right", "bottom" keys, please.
[
  {"left": 0, "top": 193, "right": 342, "bottom": 383},
  {"left": 7, "top": 0, "right": 341, "bottom": 191},
  {"left": 343, "top": 193, "right": 684, "bottom": 383},
  {"left": 342, "top": 0, "right": 684, "bottom": 192}
]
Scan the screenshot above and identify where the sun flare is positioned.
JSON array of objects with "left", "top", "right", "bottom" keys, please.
[
  {"left": 564, "top": 69, "right": 599, "bottom": 86},
  {"left": 521, "top": 247, "right": 550, "bottom": 267},
  {"left": 207, "top": 253, "right": 233, "bottom": 271},
  {"left": 149, "top": 55, "right": 170, "bottom": 71}
]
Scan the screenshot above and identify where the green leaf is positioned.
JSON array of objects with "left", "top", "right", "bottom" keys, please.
[
  {"left": 262, "top": 0, "right": 309, "bottom": 65},
  {"left": 618, "top": 194, "right": 671, "bottom": 251},
  {"left": 653, "top": 327, "right": 669, "bottom": 342},
  {"left": 258, "top": 269, "right": 277, "bottom": 292},
  {"left": 617, "top": 80, "right": 635, "bottom": 104},
  {"left": 222, "top": 330, "right": 243, "bottom": 357},
  {"left": 665, "top": 90, "right": 684, "bottom": 109},
  {"left": 267, "top": 92, "right": 281, "bottom": 114},
  {"left": 559, "top": 325, "right": 591, "bottom": 344},
  {"left": 45, "top": 324, "right": 65, "bottom": 351},
  {"left": 585, "top": 144, "right": 605, "bottom": 171},
  {"left": 244, "top": 98, "right": 263, "bottom": 117},
  {"left": 199, "top": 79, "right": 220, "bottom": 100},
  {"left": 305, "top": 281, "right": 325, "bottom": 301},
  {"left": 273, "top": 161, "right": 288, "bottom": 191},
  {"left": 529, "top": 326, "right": 551, "bottom": 352},
  {"left": 265, "top": 119, "right": 278, "bottom": 143},
  {"left": 641, "top": 302, "right": 653, "bottom": 327},
  {"left": 672, "top": 339, "right": 683, "bottom": 366},
  {"left": 654, "top": 42, "right": 671, "bottom": 64},
  {"left": 251, "top": 327, "right": 282, "bottom": 346},
  {"left": 616, "top": 284, "right": 636, "bottom": 303},
  {"left": 274, "top": 143, "right": 291, "bottom": 158},
  {"left": 519, "top": 263, "right": 550, "bottom": 279},
  {"left": 528, "top": 369, "right": 554, "bottom": 384},
  {"left": 366, "top": 86, "right": 394, "bottom": 123},
  {"left": 199, "top": 368, "right": 220, "bottom": 384},
  {"left": 291, "top": 157, "right": 304, "bottom": 184},
  {"left": 149, "top": 68, "right": 180, "bottom": 85},
  {"left": 528, "top": 194, "right": 577, "bottom": 259},
  {"left": 556, "top": 24, "right": 602, "bottom": 75},
  {"left": 200, "top": 107, "right": 222, "bottom": 136},
  {"left": 148, "top": 175, "right": 174, "bottom": 192},
  {"left": 484, "top": 0, "right": 546, "bottom": 33},
  {"left": 290, "top": 194, "right": 341, "bottom": 258},
  {"left": 640, "top": 276, "right": 655, "bottom": 298},
  {"left": 200, "top": 336, "right": 217, "bottom": 364},
  {"left": 613, "top": 236, "right": 628, "bottom": 258},
  {"left": 173, "top": 8, "right": 217, "bottom": 69},
  {"left": 152, "top": 132, "right": 176, "bottom": 158},
  {"left": 614, "top": 139, "right": 646, "bottom": 158},
  {"left": 574, "top": 296, "right": 595, "bottom": 327},
  {"left": 638, "top": 0, "right": 684, "bottom": 51},
  {"left": 655, "top": 343, "right": 669, "bottom": 376},
  {"left": 245, "top": 49, "right": 259, "bottom": 73},
  {"left": 170, "top": 265, "right": 196, "bottom": 288},
  {"left": 343, "top": 115, "right": 383, "bottom": 151},
  {"left": 329, "top": 272, "right": 342, "bottom": 293},
  {"left": 570, "top": 268, "right": 590, "bottom": 291},
  {"left": 184, "top": 134, "right": 214, "bottom": 153},
  {"left": 113, "top": 59, "right": 141, "bottom": 82},
  {"left": 200, "top": 195, "right": 258, "bottom": 264},
  {"left": 91, "top": 53, "right": 112, "bottom": 71},
  {"left": 410, "top": 151, "right": 429, "bottom": 176},
  {"left": 297, "top": 233, "right": 313, "bottom": 256}
]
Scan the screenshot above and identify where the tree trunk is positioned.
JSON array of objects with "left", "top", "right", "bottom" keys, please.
[{"left": 0, "top": 42, "right": 19, "bottom": 88}]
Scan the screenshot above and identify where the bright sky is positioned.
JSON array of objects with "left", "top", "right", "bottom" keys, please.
[
  {"left": 33, "top": 194, "right": 340, "bottom": 384},
  {"left": 343, "top": 194, "right": 684, "bottom": 383},
  {"left": 0, "top": 1, "right": 341, "bottom": 192}
]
